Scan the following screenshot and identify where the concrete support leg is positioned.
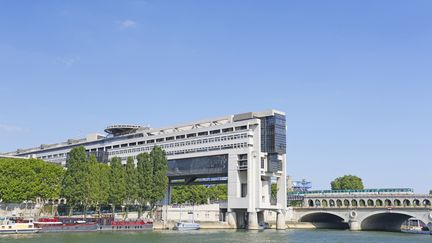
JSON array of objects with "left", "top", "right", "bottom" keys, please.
[
  {"left": 227, "top": 211, "right": 237, "bottom": 229},
  {"left": 349, "top": 220, "right": 361, "bottom": 231},
  {"left": 276, "top": 212, "right": 287, "bottom": 230},
  {"left": 247, "top": 212, "right": 259, "bottom": 230}
]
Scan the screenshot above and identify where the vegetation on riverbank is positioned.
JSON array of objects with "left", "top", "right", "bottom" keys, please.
[
  {"left": 62, "top": 146, "right": 168, "bottom": 217},
  {"left": 0, "top": 146, "right": 168, "bottom": 217},
  {"left": 0, "top": 157, "right": 64, "bottom": 203},
  {"left": 171, "top": 184, "right": 227, "bottom": 204}
]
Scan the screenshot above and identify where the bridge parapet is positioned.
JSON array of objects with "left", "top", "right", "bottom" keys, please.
[{"left": 302, "top": 194, "right": 431, "bottom": 209}]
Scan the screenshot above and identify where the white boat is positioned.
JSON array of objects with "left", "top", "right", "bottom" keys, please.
[
  {"left": 401, "top": 218, "right": 431, "bottom": 235},
  {"left": 0, "top": 217, "right": 40, "bottom": 234},
  {"left": 173, "top": 205, "right": 200, "bottom": 231},
  {"left": 173, "top": 222, "right": 200, "bottom": 231}
]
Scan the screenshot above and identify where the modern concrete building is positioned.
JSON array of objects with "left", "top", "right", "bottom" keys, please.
[{"left": 3, "top": 109, "right": 287, "bottom": 229}]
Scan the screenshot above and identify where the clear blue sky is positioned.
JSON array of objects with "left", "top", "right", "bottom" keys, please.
[{"left": 1, "top": 1, "right": 431, "bottom": 193}]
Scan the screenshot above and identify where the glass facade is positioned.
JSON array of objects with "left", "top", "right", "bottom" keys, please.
[
  {"left": 167, "top": 154, "right": 228, "bottom": 178},
  {"left": 260, "top": 114, "right": 287, "bottom": 155}
]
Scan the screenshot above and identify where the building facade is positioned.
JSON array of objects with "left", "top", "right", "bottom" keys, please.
[{"left": 3, "top": 109, "right": 287, "bottom": 229}]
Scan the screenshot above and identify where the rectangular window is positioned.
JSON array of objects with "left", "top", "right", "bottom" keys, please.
[
  {"left": 129, "top": 142, "right": 136, "bottom": 146},
  {"left": 241, "top": 183, "right": 247, "bottom": 197},
  {"left": 138, "top": 141, "right": 145, "bottom": 145},
  {"left": 121, "top": 143, "right": 128, "bottom": 148},
  {"left": 222, "top": 127, "right": 234, "bottom": 133},
  {"left": 187, "top": 133, "right": 196, "bottom": 138},
  {"left": 147, "top": 139, "right": 155, "bottom": 144},
  {"left": 235, "top": 125, "right": 247, "bottom": 131},
  {"left": 176, "top": 135, "right": 185, "bottom": 139},
  {"left": 166, "top": 136, "right": 175, "bottom": 141},
  {"left": 198, "top": 131, "right": 208, "bottom": 136},
  {"left": 210, "top": 129, "right": 221, "bottom": 134},
  {"left": 156, "top": 138, "right": 164, "bottom": 142}
]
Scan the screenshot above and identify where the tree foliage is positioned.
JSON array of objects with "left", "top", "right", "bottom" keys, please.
[
  {"left": 61, "top": 146, "right": 89, "bottom": 207},
  {"left": 124, "top": 157, "right": 138, "bottom": 206},
  {"left": 89, "top": 155, "right": 110, "bottom": 209},
  {"left": 109, "top": 157, "right": 126, "bottom": 207},
  {"left": 0, "top": 158, "right": 64, "bottom": 203},
  {"left": 2, "top": 145, "right": 170, "bottom": 218},
  {"left": 136, "top": 152, "right": 153, "bottom": 207},
  {"left": 150, "top": 146, "right": 168, "bottom": 205},
  {"left": 271, "top": 183, "right": 278, "bottom": 201},
  {"left": 331, "top": 175, "right": 364, "bottom": 190},
  {"left": 171, "top": 185, "right": 227, "bottom": 205}
]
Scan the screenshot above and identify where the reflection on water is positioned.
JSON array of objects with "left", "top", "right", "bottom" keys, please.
[{"left": 0, "top": 229, "right": 430, "bottom": 243}]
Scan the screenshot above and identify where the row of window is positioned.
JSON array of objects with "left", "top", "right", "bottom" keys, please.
[
  {"left": 108, "top": 133, "right": 250, "bottom": 156},
  {"left": 115, "top": 142, "right": 250, "bottom": 161},
  {"left": 37, "top": 126, "right": 249, "bottom": 160}
]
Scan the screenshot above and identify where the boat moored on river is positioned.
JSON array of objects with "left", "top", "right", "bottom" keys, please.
[
  {"left": 0, "top": 217, "right": 40, "bottom": 234},
  {"left": 34, "top": 218, "right": 98, "bottom": 232},
  {"left": 98, "top": 218, "right": 153, "bottom": 231}
]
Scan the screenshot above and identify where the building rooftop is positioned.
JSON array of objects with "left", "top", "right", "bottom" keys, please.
[{"left": 1, "top": 109, "right": 285, "bottom": 156}]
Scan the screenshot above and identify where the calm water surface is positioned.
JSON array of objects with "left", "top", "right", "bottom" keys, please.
[{"left": 0, "top": 229, "right": 430, "bottom": 243}]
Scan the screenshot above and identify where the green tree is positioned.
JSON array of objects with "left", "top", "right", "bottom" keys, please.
[
  {"left": 0, "top": 158, "right": 64, "bottom": 203},
  {"left": 61, "top": 146, "right": 91, "bottom": 215},
  {"left": 108, "top": 157, "right": 126, "bottom": 216},
  {"left": 271, "top": 183, "right": 278, "bottom": 202},
  {"left": 331, "top": 175, "right": 364, "bottom": 190},
  {"left": 136, "top": 152, "right": 153, "bottom": 217},
  {"left": 88, "top": 155, "right": 110, "bottom": 214},
  {"left": 124, "top": 156, "right": 139, "bottom": 217},
  {"left": 171, "top": 185, "right": 227, "bottom": 205},
  {"left": 207, "top": 185, "right": 227, "bottom": 202},
  {"left": 150, "top": 146, "right": 168, "bottom": 206}
]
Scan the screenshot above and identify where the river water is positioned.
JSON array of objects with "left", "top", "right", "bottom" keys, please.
[{"left": 0, "top": 229, "right": 430, "bottom": 243}]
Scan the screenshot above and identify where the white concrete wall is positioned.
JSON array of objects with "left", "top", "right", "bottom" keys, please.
[{"left": 160, "top": 204, "right": 222, "bottom": 222}]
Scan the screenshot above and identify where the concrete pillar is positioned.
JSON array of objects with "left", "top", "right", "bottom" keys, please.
[
  {"left": 227, "top": 211, "right": 237, "bottom": 229},
  {"left": 276, "top": 211, "right": 286, "bottom": 230},
  {"left": 247, "top": 212, "right": 259, "bottom": 230},
  {"left": 349, "top": 220, "right": 361, "bottom": 231}
]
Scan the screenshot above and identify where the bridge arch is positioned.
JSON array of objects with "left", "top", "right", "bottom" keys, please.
[
  {"left": 360, "top": 211, "right": 430, "bottom": 232},
  {"left": 384, "top": 199, "right": 392, "bottom": 207},
  {"left": 351, "top": 199, "right": 358, "bottom": 207},
  {"left": 343, "top": 199, "right": 350, "bottom": 207},
  {"left": 403, "top": 199, "right": 411, "bottom": 207},
  {"left": 367, "top": 199, "right": 374, "bottom": 207},
  {"left": 299, "top": 212, "right": 349, "bottom": 229},
  {"left": 322, "top": 199, "right": 328, "bottom": 207},
  {"left": 423, "top": 199, "right": 431, "bottom": 206},
  {"left": 376, "top": 199, "right": 383, "bottom": 207},
  {"left": 394, "top": 199, "right": 401, "bottom": 207}
]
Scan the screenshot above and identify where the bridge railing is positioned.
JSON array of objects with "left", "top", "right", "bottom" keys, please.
[
  {"left": 288, "top": 188, "right": 415, "bottom": 196},
  {"left": 301, "top": 197, "right": 431, "bottom": 209}
]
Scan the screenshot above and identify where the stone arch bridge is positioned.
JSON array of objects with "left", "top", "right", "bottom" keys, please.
[{"left": 289, "top": 192, "right": 432, "bottom": 231}]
